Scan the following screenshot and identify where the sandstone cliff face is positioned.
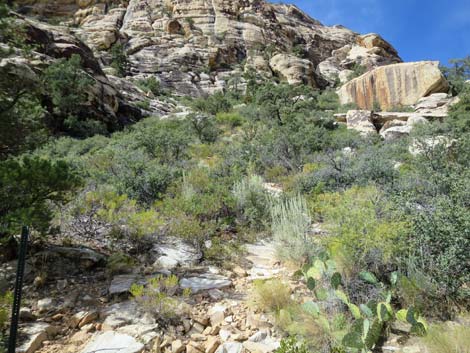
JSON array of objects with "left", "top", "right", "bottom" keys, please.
[
  {"left": 337, "top": 61, "right": 449, "bottom": 110},
  {"left": 15, "top": 0, "right": 402, "bottom": 96}
]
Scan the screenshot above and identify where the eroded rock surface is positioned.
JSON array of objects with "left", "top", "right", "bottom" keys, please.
[
  {"left": 16, "top": 0, "right": 403, "bottom": 96},
  {"left": 338, "top": 61, "right": 449, "bottom": 110}
]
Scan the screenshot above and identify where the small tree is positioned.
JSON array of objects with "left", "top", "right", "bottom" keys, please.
[
  {"left": 110, "top": 43, "right": 130, "bottom": 77},
  {"left": 42, "top": 54, "right": 97, "bottom": 137},
  {"left": 0, "top": 157, "right": 81, "bottom": 242},
  {"left": 441, "top": 56, "right": 470, "bottom": 94}
]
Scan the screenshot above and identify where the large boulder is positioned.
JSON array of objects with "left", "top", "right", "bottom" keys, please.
[
  {"left": 269, "top": 53, "right": 316, "bottom": 86},
  {"left": 338, "top": 61, "right": 449, "bottom": 110},
  {"left": 346, "top": 110, "right": 377, "bottom": 135}
]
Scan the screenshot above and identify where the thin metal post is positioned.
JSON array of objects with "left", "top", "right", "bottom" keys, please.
[{"left": 7, "top": 226, "right": 29, "bottom": 353}]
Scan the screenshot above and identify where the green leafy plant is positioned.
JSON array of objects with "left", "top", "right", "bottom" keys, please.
[
  {"left": 276, "top": 337, "right": 309, "bottom": 353},
  {"left": 300, "top": 257, "right": 427, "bottom": 353}
]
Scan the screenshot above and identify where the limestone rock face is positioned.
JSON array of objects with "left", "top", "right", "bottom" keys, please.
[{"left": 338, "top": 61, "right": 449, "bottom": 110}]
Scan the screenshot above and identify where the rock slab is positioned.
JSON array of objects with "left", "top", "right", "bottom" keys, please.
[
  {"left": 81, "top": 331, "right": 144, "bottom": 353},
  {"left": 338, "top": 61, "right": 449, "bottom": 110}
]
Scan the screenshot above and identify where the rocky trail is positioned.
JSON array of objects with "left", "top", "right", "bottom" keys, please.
[{"left": 12, "top": 240, "right": 294, "bottom": 353}]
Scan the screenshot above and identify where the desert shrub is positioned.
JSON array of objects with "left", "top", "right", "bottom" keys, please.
[
  {"left": 347, "top": 63, "right": 367, "bottom": 81},
  {"left": 276, "top": 337, "right": 309, "bottom": 353},
  {"left": 136, "top": 76, "right": 164, "bottom": 96},
  {"left": 187, "top": 113, "right": 220, "bottom": 143},
  {"left": 131, "top": 275, "right": 190, "bottom": 324},
  {"left": 317, "top": 186, "right": 408, "bottom": 277},
  {"left": 447, "top": 85, "right": 470, "bottom": 133},
  {"left": 421, "top": 322, "right": 470, "bottom": 353},
  {"left": 250, "top": 279, "right": 293, "bottom": 313},
  {"left": 232, "top": 175, "right": 271, "bottom": 230},
  {"left": 316, "top": 90, "right": 341, "bottom": 111},
  {"left": 406, "top": 194, "right": 470, "bottom": 309},
  {"left": 160, "top": 167, "right": 235, "bottom": 221},
  {"left": 203, "top": 236, "right": 244, "bottom": 265},
  {"left": 63, "top": 188, "right": 162, "bottom": 241},
  {"left": 216, "top": 112, "right": 245, "bottom": 129},
  {"left": 133, "top": 118, "right": 192, "bottom": 164},
  {"left": 115, "top": 155, "right": 176, "bottom": 205},
  {"left": 392, "top": 122, "right": 470, "bottom": 312},
  {"left": 190, "top": 92, "right": 232, "bottom": 115},
  {"left": 166, "top": 214, "right": 216, "bottom": 251},
  {"left": 270, "top": 195, "right": 316, "bottom": 264}
]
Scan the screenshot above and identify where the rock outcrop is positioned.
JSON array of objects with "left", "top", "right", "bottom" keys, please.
[
  {"left": 15, "top": 0, "right": 403, "bottom": 96},
  {"left": 338, "top": 61, "right": 449, "bottom": 110}
]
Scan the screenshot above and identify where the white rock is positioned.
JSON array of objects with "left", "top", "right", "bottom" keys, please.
[
  {"left": 180, "top": 274, "right": 231, "bottom": 293},
  {"left": 37, "top": 298, "right": 53, "bottom": 313},
  {"left": 153, "top": 238, "right": 202, "bottom": 271},
  {"left": 81, "top": 331, "right": 144, "bottom": 353},
  {"left": 17, "top": 323, "right": 56, "bottom": 353},
  {"left": 215, "top": 342, "right": 244, "bottom": 353},
  {"left": 248, "top": 330, "right": 268, "bottom": 343},
  {"left": 407, "top": 115, "right": 429, "bottom": 126},
  {"left": 109, "top": 274, "right": 141, "bottom": 296},
  {"left": 380, "top": 125, "right": 412, "bottom": 141}
]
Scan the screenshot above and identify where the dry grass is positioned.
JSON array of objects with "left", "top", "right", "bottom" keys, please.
[
  {"left": 422, "top": 323, "right": 470, "bottom": 353},
  {"left": 250, "top": 278, "right": 293, "bottom": 313}
]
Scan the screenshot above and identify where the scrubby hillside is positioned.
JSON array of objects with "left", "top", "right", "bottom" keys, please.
[{"left": 0, "top": 1, "right": 469, "bottom": 353}]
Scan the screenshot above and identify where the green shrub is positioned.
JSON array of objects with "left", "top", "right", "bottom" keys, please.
[
  {"left": 216, "top": 112, "right": 245, "bottom": 129},
  {"left": 347, "top": 63, "right": 367, "bottom": 81},
  {"left": 190, "top": 92, "right": 232, "bottom": 115},
  {"left": 270, "top": 195, "right": 315, "bottom": 264},
  {"left": 187, "top": 113, "right": 220, "bottom": 143},
  {"left": 133, "top": 118, "right": 192, "bottom": 164},
  {"left": 136, "top": 76, "right": 163, "bottom": 96},
  {"left": 317, "top": 186, "right": 408, "bottom": 276},
  {"left": 232, "top": 175, "right": 271, "bottom": 230},
  {"left": 64, "top": 188, "right": 162, "bottom": 241},
  {"left": 131, "top": 275, "right": 190, "bottom": 324},
  {"left": 276, "top": 337, "right": 309, "bottom": 353}
]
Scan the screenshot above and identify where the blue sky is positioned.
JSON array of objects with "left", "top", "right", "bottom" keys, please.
[{"left": 288, "top": 0, "right": 470, "bottom": 66}]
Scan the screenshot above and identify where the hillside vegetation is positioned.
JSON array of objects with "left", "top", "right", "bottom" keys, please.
[{"left": 0, "top": 1, "right": 469, "bottom": 353}]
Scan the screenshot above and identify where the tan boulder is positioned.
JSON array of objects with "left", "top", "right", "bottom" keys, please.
[
  {"left": 338, "top": 61, "right": 449, "bottom": 110},
  {"left": 346, "top": 110, "right": 377, "bottom": 135},
  {"left": 357, "top": 33, "right": 399, "bottom": 58},
  {"left": 269, "top": 54, "right": 316, "bottom": 86}
]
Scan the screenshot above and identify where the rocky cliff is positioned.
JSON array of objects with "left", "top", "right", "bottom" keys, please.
[{"left": 14, "top": 0, "right": 402, "bottom": 98}]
